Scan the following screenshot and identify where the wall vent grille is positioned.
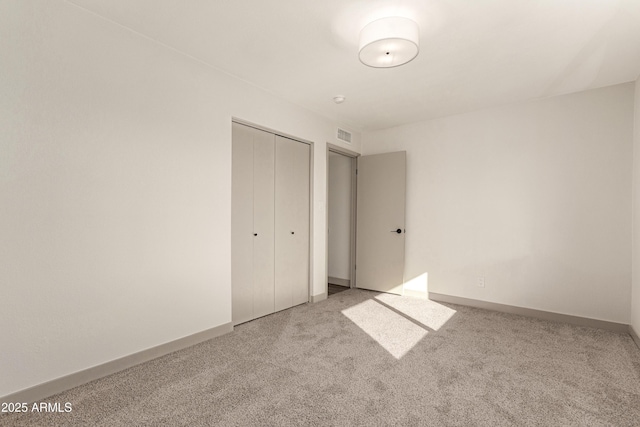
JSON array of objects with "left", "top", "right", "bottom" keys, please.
[{"left": 337, "top": 128, "right": 352, "bottom": 144}]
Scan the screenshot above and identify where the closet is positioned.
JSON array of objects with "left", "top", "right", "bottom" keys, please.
[{"left": 231, "top": 122, "right": 310, "bottom": 325}]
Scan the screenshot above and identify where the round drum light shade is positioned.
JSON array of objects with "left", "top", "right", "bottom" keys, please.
[{"left": 359, "top": 17, "right": 419, "bottom": 68}]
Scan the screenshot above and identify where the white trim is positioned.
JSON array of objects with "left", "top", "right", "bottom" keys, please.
[
  {"left": 231, "top": 118, "right": 314, "bottom": 147},
  {"left": 429, "top": 292, "right": 629, "bottom": 333},
  {"left": 311, "top": 292, "right": 328, "bottom": 303},
  {"left": 328, "top": 277, "right": 350, "bottom": 287},
  {"left": 326, "top": 144, "right": 359, "bottom": 295},
  {"left": 630, "top": 325, "right": 640, "bottom": 349},
  {"left": 327, "top": 143, "right": 359, "bottom": 158},
  {"left": 0, "top": 322, "right": 233, "bottom": 404}
]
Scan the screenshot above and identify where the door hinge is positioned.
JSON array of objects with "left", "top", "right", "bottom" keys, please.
[{"left": 356, "top": 169, "right": 358, "bottom": 175}]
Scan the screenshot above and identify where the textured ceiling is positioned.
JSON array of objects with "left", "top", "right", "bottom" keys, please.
[{"left": 68, "top": 0, "right": 640, "bottom": 131}]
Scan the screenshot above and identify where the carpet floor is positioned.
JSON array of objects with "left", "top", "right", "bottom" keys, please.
[
  {"left": 3, "top": 289, "right": 640, "bottom": 426},
  {"left": 328, "top": 283, "right": 349, "bottom": 296}
]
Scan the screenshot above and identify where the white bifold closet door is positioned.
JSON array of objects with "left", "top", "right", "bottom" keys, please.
[
  {"left": 274, "top": 136, "right": 310, "bottom": 312},
  {"left": 232, "top": 123, "right": 310, "bottom": 325},
  {"left": 232, "top": 123, "right": 275, "bottom": 324},
  {"left": 252, "top": 133, "right": 276, "bottom": 318}
]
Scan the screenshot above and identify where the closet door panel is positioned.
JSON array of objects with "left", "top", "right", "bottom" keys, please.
[
  {"left": 275, "top": 137, "right": 310, "bottom": 311},
  {"left": 231, "top": 123, "right": 255, "bottom": 325},
  {"left": 290, "top": 142, "right": 310, "bottom": 306},
  {"left": 252, "top": 129, "right": 276, "bottom": 318}
]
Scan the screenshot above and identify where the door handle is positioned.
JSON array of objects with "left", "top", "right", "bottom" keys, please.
[{"left": 390, "top": 228, "right": 402, "bottom": 234}]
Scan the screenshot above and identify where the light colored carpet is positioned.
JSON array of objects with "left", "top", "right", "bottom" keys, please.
[{"left": 3, "top": 289, "right": 640, "bottom": 426}]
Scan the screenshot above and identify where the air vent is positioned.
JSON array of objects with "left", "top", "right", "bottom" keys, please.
[{"left": 337, "top": 128, "right": 352, "bottom": 144}]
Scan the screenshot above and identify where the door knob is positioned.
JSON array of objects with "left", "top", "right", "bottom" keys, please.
[
  {"left": 291, "top": 231, "right": 295, "bottom": 235},
  {"left": 390, "top": 228, "right": 402, "bottom": 234},
  {"left": 253, "top": 233, "right": 258, "bottom": 236}
]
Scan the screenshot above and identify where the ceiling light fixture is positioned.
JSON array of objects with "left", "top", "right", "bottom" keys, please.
[
  {"left": 359, "top": 17, "right": 419, "bottom": 68},
  {"left": 333, "top": 95, "right": 346, "bottom": 104}
]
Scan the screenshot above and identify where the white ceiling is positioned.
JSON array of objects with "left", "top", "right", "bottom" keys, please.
[{"left": 69, "top": 0, "right": 640, "bottom": 132}]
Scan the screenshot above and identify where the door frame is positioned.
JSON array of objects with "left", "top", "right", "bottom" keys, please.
[
  {"left": 326, "top": 143, "right": 359, "bottom": 297},
  {"left": 232, "top": 118, "right": 314, "bottom": 306}
]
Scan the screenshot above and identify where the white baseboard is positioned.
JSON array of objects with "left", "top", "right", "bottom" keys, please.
[
  {"left": 0, "top": 322, "right": 233, "bottom": 405},
  {"left": 328, "top": 277, "right": 350, "bottom": 287},
  {"left": 630, "top": 325, "right": 640, "bottom": 350},
  {"left": 311, "top": 292, "right": 327, "bottom": 303},
  {"left": 403, "top": 288, "right": 429, "bottom": 299},
  {"left": 428, "top": 292, "right": 629, "bottom": 333}
]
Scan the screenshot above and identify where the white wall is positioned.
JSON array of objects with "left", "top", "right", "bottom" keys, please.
[
  {"left": 328, "top": 152, "right": 352, "bottom": 281},
  {"left": 363, "top": 84, "right": 634, "bottom": 323},
  {"left": 0, "top": 0, "right": 359, "bottom": 398},
  {"left": 632, "top": 76, "right": 640, "bottom": 333}
]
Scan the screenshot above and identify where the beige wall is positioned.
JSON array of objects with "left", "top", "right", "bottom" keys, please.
[
  {"left": 0, "top": 0, "right": 359, "bottom": 397},
  {"left": 632, "top": 77, "right": 640, "bottom": 332},
  {"left": 363, "top": 83, "right": 634, "bottom": 323},
  {"left": 328, "top": 152, "right": 352, "bottom": 280}
]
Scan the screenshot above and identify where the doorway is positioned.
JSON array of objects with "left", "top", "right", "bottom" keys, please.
[{"left": 327, "top": 145, "right": 357, "bottom": 297}]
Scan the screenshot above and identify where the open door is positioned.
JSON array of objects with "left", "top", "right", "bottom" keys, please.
[{"left": 356, "top": 151, "right": 406, "bottom": 294}]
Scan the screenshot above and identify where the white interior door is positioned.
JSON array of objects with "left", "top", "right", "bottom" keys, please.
[
  {"left": 356, "top": 151, "right": 406, "bottom": 294},
  {"left": 274, "top": 136, "right": 310, "bottom": 311}
]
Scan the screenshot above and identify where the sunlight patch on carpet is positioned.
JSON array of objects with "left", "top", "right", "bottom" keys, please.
[
  {"left": 342, "top": 299, "right": 428, "bottom": 359},
  {"left": 374, "top": 293, "right": 456, "bottom": 331}
]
